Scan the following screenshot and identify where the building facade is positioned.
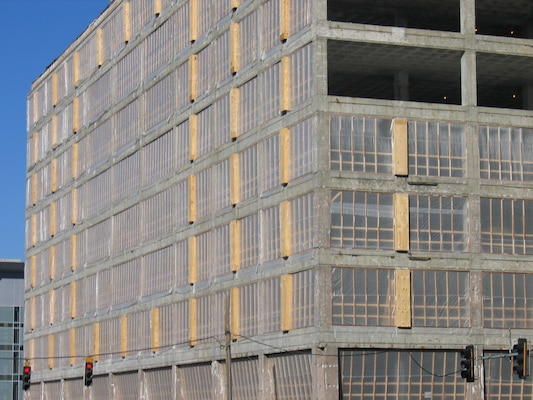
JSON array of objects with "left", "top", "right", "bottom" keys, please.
[
  {"left": 25, "top": 0, "right": 533, "bottom": 399},
  {"left": 0, "top": 260, "right": 25, "bottom": 400}
]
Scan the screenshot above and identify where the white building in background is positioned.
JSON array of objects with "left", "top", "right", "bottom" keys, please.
[
  {"left": 25, "top": 0, "right": 533, "bottom": 399},
  {"left": 0, "top": 260, "right": 24, "bottom": 400}
]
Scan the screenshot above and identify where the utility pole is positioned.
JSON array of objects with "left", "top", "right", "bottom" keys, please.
[{"left": 225, "top": 293, "right": 233, "bottom": 400}]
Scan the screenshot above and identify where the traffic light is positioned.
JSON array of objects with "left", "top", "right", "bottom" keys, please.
[
  {"left": 460, "top": 345, "right": 475, "bottom": 382},
  {"left": 22, "top": 364, "right": 31, "bottom": 391},
  {"left": 513, "top": 338, "right": 528, "bottom": 379},
  {"left": 84, "top": 358, "right": 94, "bottom": 387}
]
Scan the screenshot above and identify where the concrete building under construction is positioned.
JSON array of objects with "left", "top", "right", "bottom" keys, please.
[{"left": 25, "top": 0, "right": 533, "bottom": 398}]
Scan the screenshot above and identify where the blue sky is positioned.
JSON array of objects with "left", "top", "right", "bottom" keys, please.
[{"left": 0, "top": 1, "right": 109, "bottom": 261}]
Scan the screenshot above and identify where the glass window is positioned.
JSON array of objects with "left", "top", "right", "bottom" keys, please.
[
  {"left": 483, "top": 272, "right": 533, "bottom": 329},
  {"left": 409, "top": 121, "right": 466, "bottom": 177},
  {"left": 332, "top": 268, "right": 394, "bottom": 326},
  {"left": 340, "top": 349, "right": 466, "bottom": 400},
  {"left": 479, "top": 125, "right": 533, "bottom": 181},
  {"left": 480, "top": 198, "right": 533, "bottom": 255},
  {"left": 412, "top": 270, "right": 470, "bottom": 328},
  {"left": 331, "top": 191, "right": 394, "bottom": 250},
  {"left": 410, "top": 195, "right": 468, "bottom": 252},
  {"left": 330, "top": 115, "right": 392, "bottom": 173}
]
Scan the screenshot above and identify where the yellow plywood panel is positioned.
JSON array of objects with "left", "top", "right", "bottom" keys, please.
[
  {"left": 121, "top": 315, "right": 128, "bottom": 358},
  {"left": 280, "top": 0, "right": 290, "bottom": 41},
  {"left": 188, "top": 236, "right": 197, "bottom": 284},
  {"left": 71, "top": 188, "right": 78, "bottom": 225},
  {"left": 154, "top": 0, "right": 162, "bottom": 15},
  {"left": 188, "top": 175, "right": 196, "bottom": 224},
  {"left": 73, "top": 52, "right": 80, "bottom": 87},
  {"left": 230, "top": 88, "right": 239, "bottom": 140},
  {"left": 72, "top": 97, "right": 80, "bottom": 133},
  {"left": 51, "top": 158, "right": 57, "bottom": 193},
  {"left": 280, "top": 56, "right": 290, "bottom": 113},
  {"left": 394, "top": 193, "right": 409, "bottom": 251},
  {"left": 70, "top": 234, "right": 77, "bottom": 271},
  {"left": 231, "top": 287, "right": 240, "bottom": 339},
  {"left": 97, "top": 28, "right": 104, "bottom": 67},
  {"left": 48, "top": 335, "right": 54, "bottom": 369},
  {"left": 70, "top": 328, "right": 76, "bottom": 366},
  {"left": 393, "top": 119, "right": 408, "bottom": 176},
  {"left": 281, "top": 274, "right": 293, "bottom": 332},
  {"left": 395, "top": 269, "right": 411, "bottom": 328},
  {"left": 230, "top": 22, "right": 239, "bottom": 74},
  {"left": 70, "top": 281, "right": 77, "bottom": 319},
  {"left": 279, "top": 128, "right": 290, "bottom": 185},
  {"left": 50, "top": 202, "right": 57, "bottom": 237},
  {"left": 123, "top": 1, "right": 131, "bottom": 43},
  {"left": 280, "top": 200, "right": 291, "bottom": 258},
  {"left": 190, "top": 0, "right": 198, "bottom": 42},
  {"left": 30, "top": 297, "right": 36, "bottom": 330},
  {"left": 189, "top": 55, "right": 198, "bottom": 102},
  {"left": 230, "top": 220, "right": 240, "bottom": 272},
  {"left": 93, "top": 322, "right": 100, "bottom": 361},
  {"left": 31, "top": 213, "right": 37, "bottom": 247},
  {"left": 31, "top": 174, "right": 37, "bottom": 206},
  {"left": 30, "top": 256, "right": 36, "bottom": 289},
  {"left": 151, "top": 307, "right": 160, "bottom": 352},
  {"left": 72, "top": 142, "right": 79, "bottom": 179},
  {"left": 49, "top": 289, "right": 55, "bottom": 325},
  {"left": 52, "top": 73, "right": 58, "bottom": 107},
  {"left": 51, "top": 115, "right": 58, "bottom": 149},
  {"left": 49, "top": 245, "right": 56, "bottom": 280},
  {"left": 189, "top": 114, "right": 198, "bottom": 162},
  {"left": 230, "top": 153, "right": 240, "bottom": 206},
  {"left": 32, "top": 132, "right": 38, "bottom": 165},
  {"left": 189, "top": 298, "right": 197, "bottom": 346}
]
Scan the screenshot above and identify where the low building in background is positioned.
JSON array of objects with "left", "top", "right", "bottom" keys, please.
[
  {"left": 0, "top": 260, "right": 24, "bottom": 400},
  {"left": 25, "top": 0, "right": 533, "bottom": 399}
]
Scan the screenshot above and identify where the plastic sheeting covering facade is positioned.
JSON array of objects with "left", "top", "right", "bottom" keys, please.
[{"left": 24, "top": 0, "right": 533, "bottom": 399}]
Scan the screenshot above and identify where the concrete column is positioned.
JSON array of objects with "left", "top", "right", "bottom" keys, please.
[
  {"left": 460, "top": 0, "right": 476, "bottom": 34},
  {"left": 522, "top": 83, "right": 533, "bottom": 110},
  {"left": 313, "top": 346, "right": 339, "bottom": 400},
  {"left": 394, "top": 71, "right": 409, "bottom": 101},
  {"left": 461, "top": 51, "right": 477, "bottom": 107}
]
